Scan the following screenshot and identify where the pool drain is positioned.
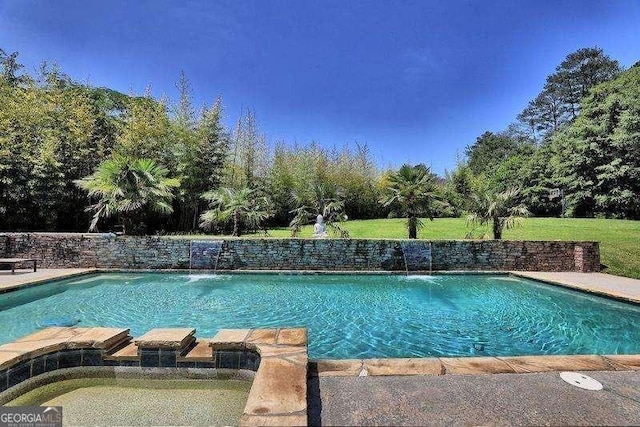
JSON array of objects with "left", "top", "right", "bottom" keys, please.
[{"left": 560, "top": 372, "right": 603, "bottom": 391}]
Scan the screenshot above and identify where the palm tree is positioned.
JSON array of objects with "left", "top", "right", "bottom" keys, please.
[
  {"left": 288, "top": 182, "right": 349, "bottom": 238},
  {"left": 467, "top": 188, "right": 530, "bottom": 239},
  {"left": 200, "top": 187, "right": 272, "bottom": 237},
  {"left": 75, "top": 156, "right": 180, "bottom": 234},
  {"left": 379, "top": 164, "right": 443, "bottom": 239}
]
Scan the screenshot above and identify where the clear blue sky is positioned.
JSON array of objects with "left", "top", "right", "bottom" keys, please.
[{"left": 1, "top": 0, "right": 639, "bottom": 175}]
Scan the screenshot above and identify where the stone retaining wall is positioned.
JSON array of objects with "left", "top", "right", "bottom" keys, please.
[
  {"left": 0, "top": 235, "right": 7, "bottom": 258},
  {"left": 1, "top": 233, "right": 600, "bottom": 272}
]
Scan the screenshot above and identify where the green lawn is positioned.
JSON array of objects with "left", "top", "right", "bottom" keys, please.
[{"left": 187, "top": 217, "right": 640, "bottom": 280}]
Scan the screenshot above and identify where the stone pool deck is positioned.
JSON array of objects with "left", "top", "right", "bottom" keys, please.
[
  {"left": 0, "top": 268, "right": 95, "bottom": 292},
  {"left": 513, "top": 271, "right": 640, "bottom": 303}
]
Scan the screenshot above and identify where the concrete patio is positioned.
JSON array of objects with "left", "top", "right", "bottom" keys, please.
[
  {"left": 513, "top": 271, "right": 640, "bottom": 303},
  {"left": 309, "top": 370, "right": 640, "bottom": 426}
]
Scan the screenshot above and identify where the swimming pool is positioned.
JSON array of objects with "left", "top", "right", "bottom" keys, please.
[{"left": 1, "top": 273, "right": 639, "bottom": 359}]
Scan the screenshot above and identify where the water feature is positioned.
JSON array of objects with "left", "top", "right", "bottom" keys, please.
[
  {"left": 189, "top": 240, "right": 224, "bottom": 271},
  {"left": 400, "top": 241, "right": 433, "bottom": 274},
  {"left": 2, "top": 273, "right": 640, "bottom": 359}
]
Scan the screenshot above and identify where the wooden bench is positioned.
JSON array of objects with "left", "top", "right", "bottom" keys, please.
[{"left": 0, "top": 258, "right": 37, "bottom": 274}]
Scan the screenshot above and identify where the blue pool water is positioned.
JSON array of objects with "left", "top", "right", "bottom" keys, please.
[{"left": 1, "top": 273, "right": 640, "bottom": 359}]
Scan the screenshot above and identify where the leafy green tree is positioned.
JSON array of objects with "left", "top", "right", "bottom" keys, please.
[
  {"left": 517, "top": 83, "right": 569, "bottom": 140},
  {"left": 518, "top": 141, "right": 564, "bottom": 216},
  {"left": 0, "top": 48, "right": 26, "bottom": 86},
  {"left": 550, "top": 47, "right": 622, "bottom": 119},
  {"left": 330, "top": 143, "right": 380, "bottom": 220},
  {"left": 75, "top": 156, "right": 180, "bottom": 234},
  {"left": 465, "top": 132, "right": 530, "bottom": 176},
  {"left": 288, "top": 190, "right": 349, "bottom": 238},
  {"left": 467, "top": 188, "right": 530, "bottom": 239},
  {"left": 182, "top": 99, "right": 228, "bottom": 225},
  {"left": 225, "top": 109, "right": 268, "bottom": 189},
  {"left": 380, "top": 164, "right": 443, "bottom": 239},
  {"left": 266, "top": 141, "right": 381, "bottom": 226},
  {"left": 200, "top": 187, "right": 272, "bottom": 237},
  {"left": 443, "top": 163, "right": 482, "bottom": 215},
  {"left": 172, "top": 73, "right": 228, "bottom": 231},
  {"left": 113, "top": 90, "right": 173, "bottom": 168},
  {"left": 553, "top": 63, "right": 640, "bottom": 218},
  {"left": 517, "top": 47, "right": 621, "bottom": 141}
]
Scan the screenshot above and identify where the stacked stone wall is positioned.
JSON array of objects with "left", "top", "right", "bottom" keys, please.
[
  {"left": 2, "top": 233, "right": 599, "bottom": 272},
  {"left": 0, "top": 235, "right": 7, "bottom": 257}
]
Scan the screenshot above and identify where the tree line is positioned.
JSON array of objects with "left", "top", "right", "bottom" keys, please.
[
  {"left": 1, "top": 46, "right": 638, "bottom": 238},
  {"left": 451, "top": 47, "right": 640, "bottom": 220},
  {"left": 0, "top": 48, "right": 388, "bottom": 235}
]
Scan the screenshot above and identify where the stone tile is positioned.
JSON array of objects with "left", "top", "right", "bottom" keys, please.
[
  {"left": 212, "top": 329, "right": 251, "bottom": 343},
  {"left": 140, "top": 349, "right": 159, "bottom": 367},
  {"left": 0, "top": 369, "right": 7, "bottom": 392},
  {"left": 215, "top": 350, "right": 239, "bottom": 369},
  {"left": 282, "top": 353, "right": 309, "bottom": 367},
  {"left": 14, "top": 327, "right": 81, "bottom": 343},
  {"left": 58, "top": 350, "right": 82, "bottom": 369},
  {"left": 210, "top": 329, "right": 251, "bottom": 350},
  {"left": 43, "top": 353, "right": 59, "bottom": 372},
  {"left": 498, "top": 355, "right": 611, "bottom": 373},
  {"left": 7, "top": 361, "right": 31, "bottom": 388},
  {"left": 135, "top": 328, "right": 196, "bottom": 349},
  {"left": 178, "top": 340, "right": 213, "bottom": 362},
  {"left": 277, "top": 328, "right": 307, "bottom": 346},
  {"left": 363, "top": 358, "right": 444, "bottom": 376},
  {"left": 312, "top": 359, "right": 363, "bottom": 377},
  {"left": 440, "top": 357, "right": 516, "bottom": 375},
  {"left": 244, "top": 358, "right": 307, "bottom": 417},
  {"left": 257, "top": 345, "right": 307, "bottom": 359},
  {"left": 0, "top": 339, "right": 66, "bottom": 360},
  {"left": 604, "top": 355, "right": 640, "bottom": 371},
  {"left": 31, "top": 355, "right": 45, "bottom": 376},
  {"left": 239, "top": 351, "right": 260, "bottom": 371},
  {"left": 0, "top": 350, "right": 24, "bottom": 370},
  {"left": 159, "top": 349, "right": 177, "bottom": 368},
  {"left": 67, "top": 327, "right": 130, "bottom": 350},
  {"left": 105, "top": 342, "right": 138, "bottom": 361},
  {"left": 246, "top": 329, "right": 278, "bottom": 345},
  {"left": 239, "top": 414, "right": 307, "bottom": 427},
  {"left": 81, "top": 349, "right": 103, "bottom": 366}
]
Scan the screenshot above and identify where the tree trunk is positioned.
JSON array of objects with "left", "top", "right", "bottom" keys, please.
[
  {"left": 192, "top": 204, "right": 200, "bottom": 232},
  {"left": 408, "top": 216, "right": 417, "bottom": 239},
  {"left": 493, "top": 218, "right": 502, "bottom": 240},
  {"left": 233, "top": 210, "right": 241, "bottom": 237}
]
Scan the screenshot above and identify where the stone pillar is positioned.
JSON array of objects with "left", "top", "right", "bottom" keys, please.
[
  {"left": 573, "top": 242, "right": 600, "bottom": 273},
  {"left": 574, "top": 243, "right": 600, "bottom": 272}
]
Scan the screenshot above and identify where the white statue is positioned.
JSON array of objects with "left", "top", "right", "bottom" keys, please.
[{"left": 313, "top": 214, "right": 328, "bottom": 238}]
